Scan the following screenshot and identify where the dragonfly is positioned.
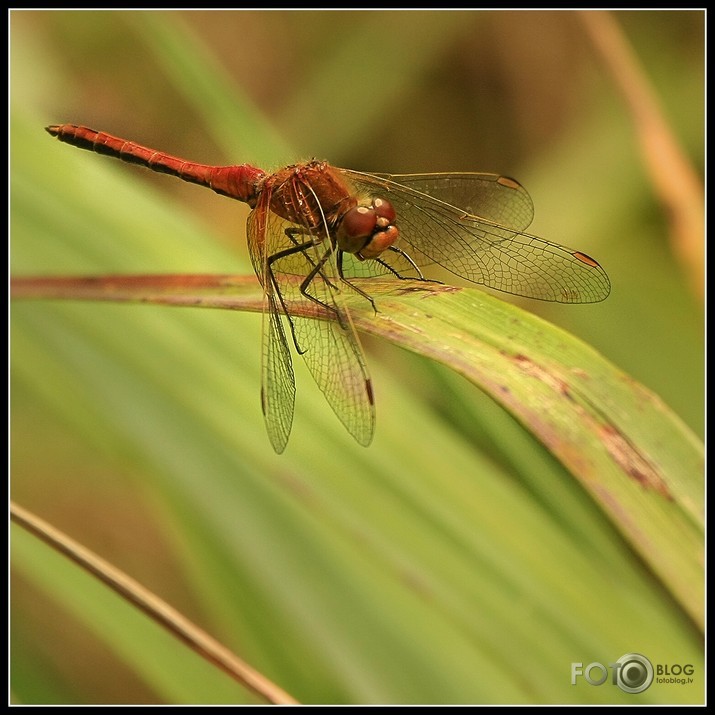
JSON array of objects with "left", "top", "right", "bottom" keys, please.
[{"left": 46, "top": 124, "right": 610, "bottom": 453}]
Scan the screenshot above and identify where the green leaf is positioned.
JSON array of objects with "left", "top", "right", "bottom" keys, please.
[{"left": 13, "top": 269, "right": 704, "bottom": 629}]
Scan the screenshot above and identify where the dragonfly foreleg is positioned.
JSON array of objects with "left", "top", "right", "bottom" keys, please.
[
  {"left": 384, "top": 245, "right": 429, "bottom": 281},
  {"left": 335, "top": 251, "right": 378, "bottom": 314}
]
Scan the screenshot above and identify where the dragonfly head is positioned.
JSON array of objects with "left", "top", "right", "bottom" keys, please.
[{"left": 336, "top": 197, "right": 399, "bottom": 260}]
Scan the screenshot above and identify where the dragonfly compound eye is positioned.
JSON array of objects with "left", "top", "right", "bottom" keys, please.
[
  {"left": 336, "top": 205, "right": 378, "bottom": 253},
  {"left": 372, "top": 197, "right": 396, "bottom": 224},
  {"left": 337, "top": 200, "right": 400, "bottom": 259}
]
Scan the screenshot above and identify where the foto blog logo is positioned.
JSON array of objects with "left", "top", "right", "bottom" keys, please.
[
  {"left": 571, "top": 653, "right": 655, "bottom": 694},
  {"left": 571, "top": 653, "right": 696, "bottom": 693}
]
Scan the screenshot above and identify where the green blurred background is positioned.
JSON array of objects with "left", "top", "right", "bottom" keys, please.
[{"left": 10, "top": 10, "right": 704, "bottom": 705}]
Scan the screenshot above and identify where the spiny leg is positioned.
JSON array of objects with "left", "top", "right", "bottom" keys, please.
[
  {"left": 383, "top": 245, "right": 428, "bottom": 281},
  {"left": 285, "top": 227, "right": 340, "bottom": 291},
  {"left": 283, "top": 228, "right": 375, "bottom": 322},
  {"left": 297, "top": 247, "right": 353, "bottom": 330},
  {"left": 266, "top": 239, "right": 329, "bottom": 354},
  {"left": 335, "top": 251, "right": 378, "bottom": 314}
]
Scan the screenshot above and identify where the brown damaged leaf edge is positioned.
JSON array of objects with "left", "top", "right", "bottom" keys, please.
[
  {"left": 598, "top": 424, "right": 673, "bottom": 499},
  {"left": 510, "top": 352, "right": 673, "bottom": 500},
  {"left": 10, "top": 274, "right": 258, "bottom": 298},
  {"left": 512, "top": 353, "right": 573, "bottom": 397},
  {"left": 10, "top": 274, "right": 264, "bottom": 312}
]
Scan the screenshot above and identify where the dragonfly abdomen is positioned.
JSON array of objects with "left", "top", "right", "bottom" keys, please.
[{"left": 45, "top": 124, "right": 265, "bottom": 206}]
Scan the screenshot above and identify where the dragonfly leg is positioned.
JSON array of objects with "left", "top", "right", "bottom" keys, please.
[
  {"left": 375, "top": 245, "right": 443, "bottom": 285},
  {"left": 266, "top": 238, "right": 331, "bottom": 354},
  {"left": 384, "top": 245, "right": 430, "bottom": 281},
  {"left": 269, "top": 230, "right": 379, "bottom": 340},
  {"left": 298, "top": 248, "right": 355, "bottom": 330},
  {"left": 267, "top": 238, "right": 347, "bottom": 331},
  {"left": 336, "top": 251, "right": 378, "bottom": 314},
  {"left": 281, "top": 228, "right": 376, "bottom": 318},
  {"left": 285, "top": 227, "right": 340, "bottom": 291}
]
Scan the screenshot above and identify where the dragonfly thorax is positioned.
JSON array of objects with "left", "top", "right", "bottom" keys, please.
[{"left": 264, "top": 162, "right": 400, "bottom": 260}]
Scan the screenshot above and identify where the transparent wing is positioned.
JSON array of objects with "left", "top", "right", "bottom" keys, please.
[
  {"left": 369, "top": 172, "right": 535, "bottom": 231},
  {"left": 252, "top": 183, "right": 375, "bottom": 448},
  {"left": 342, "top": 169, "right": 611, "bottom": 303},
  {"left": 247, "top": 192, "right": 295, "bottom": 454}
]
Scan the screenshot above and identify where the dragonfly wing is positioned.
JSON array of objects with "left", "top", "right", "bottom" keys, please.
[
  {"left": 262, "top": 292, "right": 297, "bottom": 453},
  {"left": 294, "top": 294, "right": 375, "bottom": 446},
  {"left": 369, "top": 172, "right": 535, "bottom": 231},
  {"left": 262, "top": 202, "right": 375, "bottom": 447},
  {"left": 247, "top": 198, "right": 296, "bottom": 453},
  {"left": 343, "top": 170, "right": 611, "bottom": 303}
]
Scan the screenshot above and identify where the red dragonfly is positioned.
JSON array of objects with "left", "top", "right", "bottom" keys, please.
[{"left": 46, "top": 124, "right": 610, "bottom": 453}]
